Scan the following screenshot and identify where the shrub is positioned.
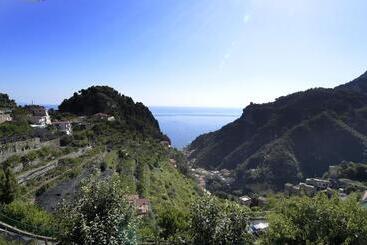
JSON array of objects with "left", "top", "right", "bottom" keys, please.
[
  {"left": 264, "top": 194, "right": 367, "bottom": 244},
  {"left": 0, "top": 200, "right": 55, "bottom": 236},
  {"left": 0, "top": 167, "right": 18, "bottom": 204},
  {"left": 190, "top": 195, "right": 253, "bottom": 244},
  {"left": 56, "top": 174, "right": 139, "bottom": 244}
]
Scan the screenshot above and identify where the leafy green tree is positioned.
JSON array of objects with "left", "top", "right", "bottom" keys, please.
[
  {"left": 157, "top": 207, "right": 189, "bottom": 241},
  {"left": 264, "top": 193, "right": 367, "bottom": 244},
  {"left": 190, "top": 195, "right": 253, "bottom": 244},
  {"left": 136, "top": 161, "right": 149, "bottom": 197},
  {"left": 1, "top": 200, "right": 55, "bottom": 236},
  {"left": 0, "top": 166, "right": 18, "bottom": 204},
  {"left": 56, "top": 175, "right": 139, "bottom": 245},
  {"left": 0, "top": 93, "right": 16, "bottom": 109}
]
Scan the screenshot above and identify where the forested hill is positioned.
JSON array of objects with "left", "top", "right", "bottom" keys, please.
[
  {"left": 0, "top": 93, "right": 16, "bottom": 109},
  {"left": 59, "top": 86, "right": 168, "bottom": 141},
  {"left": 188, "top": 71, "right": 367, "bottom": 192}
]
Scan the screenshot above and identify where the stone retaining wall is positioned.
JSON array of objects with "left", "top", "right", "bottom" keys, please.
[{"left": 0, "top": 138, "right": 60, "bottom": 163}]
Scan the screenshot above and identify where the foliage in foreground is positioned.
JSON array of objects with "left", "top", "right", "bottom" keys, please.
[
  {"left": 0, "top": 200, "right": 55, "bottom": 237},
  {"left": 190, "top": 195, "right": 253, "bottom": 244},
  {"left": 0, "top": 162, "right": 18, "bottom": 204},
  {"left": 56, "top": 174, "right": 138, "bottom": 245},
  {"left": 264, "top": 194, "right": 367, "bottom": 245}
]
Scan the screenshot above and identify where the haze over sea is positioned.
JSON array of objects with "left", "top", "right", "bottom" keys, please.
[{"left": 150, "top": 107, "right": 242, "bottom": 149}]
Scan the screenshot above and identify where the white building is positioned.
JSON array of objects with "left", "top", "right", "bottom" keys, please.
[
  {"left": 52, "top": 121, "right": 72, "bottom": 135},
  {"left": 0, "top": 110, "right": 12, "bottom": 124},
  {"left": 27, "top": 106, "right": 51, "bottom": 127},
  {"left": 239, "top": 195, "right": 252, "bottom": 206},
  {"left": 306, "top": 178, "right": 330, "bottom": 189}
]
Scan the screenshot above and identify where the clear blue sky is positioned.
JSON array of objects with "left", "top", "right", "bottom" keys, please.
[{"left": 0, "top": 0, "right": 366, "bottom": 107}]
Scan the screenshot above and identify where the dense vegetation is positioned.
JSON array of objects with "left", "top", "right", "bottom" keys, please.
[
  {"left": 0, "top": 93, "right": 16, "bottom": 109},
  {"left": 264, "top": 194, "right": 367, "bottom": 244},
  {"left": 188, "top": 71, "right": 367, "bottom": 192},
  {"left": 59, "top": 86, "right": 168, "bottom": 140},
  {"left": 1, "top": 85, "right": 367, "bottom": 243},
  {"left": 0, "top": 162, "right": 18, "bottom": 204},
  {"left": 56, "top": 175, "right": 138, "bottom": 244},
  {"left": 326, "top": 161, "right": 367, "bottom": 182},
  {"left": 190, "top": 195, "right": 253, "bottom": 244}
]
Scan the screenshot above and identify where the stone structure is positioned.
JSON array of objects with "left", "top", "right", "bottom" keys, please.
[
  {"left": 0, "top": 138, "right": 60, "bottom": 162},
  {"left": 239, "top": 195, "right": 252, "bottom": 206},
  {"left": 93, "top": 113, "right": 109, "bottom": 120},
  {"left": 328, "top": 165, "right": 339, "bottom": 178},
  {"left": 26, "top": 105, "right": 51, "bottom": 127},
  {"left": 306, "top": 178, "right": 330, "bottom": 190},
  {"left": 0, "top": 110, "right": 12, "bottom": 124},
  {"left": 52, "top": 121, "right": 72, "bottom": 135},
  {"left": 299, "top": 182, "right": 316, "bottom": 196}
]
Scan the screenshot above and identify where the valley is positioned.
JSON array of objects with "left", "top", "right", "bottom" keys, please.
[{"left": 0, "top": 81, "right": 366, "bottom": 244}]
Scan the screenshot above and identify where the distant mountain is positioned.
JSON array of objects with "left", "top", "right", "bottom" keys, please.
[
  {"left": 188, "top": 71, "right": 367, "bottom": 192},
  {"left": 59, "top": 86, "right": 168, "bottom": 141}
]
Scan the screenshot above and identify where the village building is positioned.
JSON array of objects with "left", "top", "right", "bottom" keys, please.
[
  {"left": 0, "top": 110, "right": 12, "bottom": 124},
  {"left": 169, "top": 158, "right": 177, "bottom": 168},
  {"left": 285, "top": 183, "right": 301, "bottom": 196},
  {"left": 220, "top": 169, "right": 231, "bottom": 178},
  {"left": 160, "top": 140, "right": 171, "bottom": 148},
  {"left": 239, "top": 195, "right": 252, "bottom": 206},
  {"left": 306, "top": 178, "right": 330, "bottom": 190},
  {"left": 257, "top": 196, "right": 268, "bottom": 207},
  {"left": 198, "top": 176, "right": 206, "bottom": 191},
  {"left": 249, "top": 219, "right": 269, "bottom": 236},
  {"left": 299, "top": 182, "right": 316, "bottom": 196},
  {"left": 328, "top": 165, "right": 339, "bottom": 179},
  {"left": 284, "top": 183, "right": 293, "bottom": 196},
  {"left": 93, "top": 113, "right": 109, "bottom": 120},
  {"left": 360, "top": 191, "right": 367, "bottom": 209},
  {"left": 52, "top": 121, "right": 72, "bottom": 135},
  {"left": 127, "top": 195, "right": 150, "bottom": 216},
  {"left": 107, "top": 116, "right": 115, "bottom": 121},
  {"left": 26, "top": 105, "right": 51, "bottom": 127}
]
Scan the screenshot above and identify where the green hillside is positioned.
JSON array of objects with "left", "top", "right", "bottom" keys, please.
[
  {"left": 59, "top": 86, "right": 168, "bottom": 141},
  {"left": 188, "top": 71, "right": 367, "bottom": 192},
  {"left": 0, "top": 89, "right": 199, "bottom": 241}
]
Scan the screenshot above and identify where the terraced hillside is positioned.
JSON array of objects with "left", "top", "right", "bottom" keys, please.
[{"left": 0, "top": 89, "right": 199, "bottom": 241}]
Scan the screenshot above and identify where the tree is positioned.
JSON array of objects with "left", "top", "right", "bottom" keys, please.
[
  {"left": 157, "top": 207, "right": 189, "bottom": 241},
  {"left": 190, "top": 195, "right": 253, "bottom": 244},
  {"left": 264, "top": 193, "right": 367, "bottom": 244},
  {"left": 0, "top": 165, "right": 18, "bottom": 204},
  {"left": 0, "top": 93, "right": 16, "bottom": 109},
  {"left": 56, "top": 174, "right": 139, "bottom": 245}
]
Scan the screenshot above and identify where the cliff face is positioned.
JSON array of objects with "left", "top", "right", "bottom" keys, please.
[{"left": 188, "top": 71, "right": 367, "bottom": 191}]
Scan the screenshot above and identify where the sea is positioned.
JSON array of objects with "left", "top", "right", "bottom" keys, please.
[
  {"left": 40, "top": 105, "right": 242, "bottom": 149},
  {"left": 150, "top": 107, "right": 242, "bottom": 149}
]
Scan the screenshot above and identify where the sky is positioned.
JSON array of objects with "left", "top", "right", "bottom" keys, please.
[{"left": 0, "top": 0, "right": 366, "bottom": 108}]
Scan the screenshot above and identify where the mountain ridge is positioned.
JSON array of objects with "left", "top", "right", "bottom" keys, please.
[{"left": 188, "top": 70, "right": 367, "bottom": 192}]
